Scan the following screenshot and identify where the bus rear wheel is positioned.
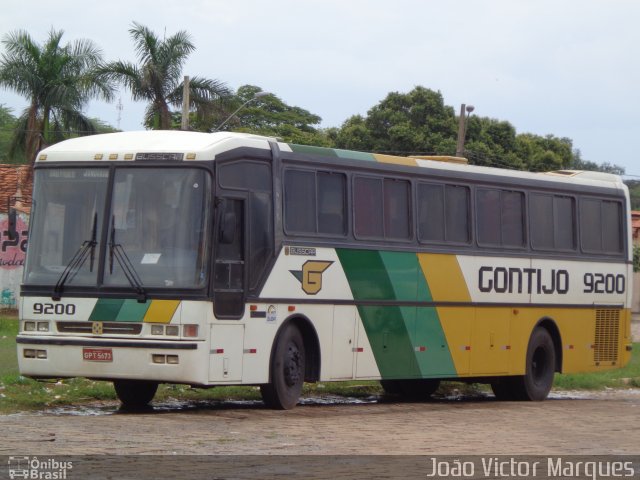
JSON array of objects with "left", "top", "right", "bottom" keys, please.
[
  {"left": 113, "top": 380, "right": 158, "bottom": 409},
  {"left": 261, "top": 323, "right": 305, "bottom": 410},
  {"left": 492, "top": 327, "right": 556, "bottom": 401}
]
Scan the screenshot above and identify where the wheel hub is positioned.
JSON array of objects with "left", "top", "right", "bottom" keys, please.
[{"left": 283, "top": 343, "right": 301, "bottom": 387}]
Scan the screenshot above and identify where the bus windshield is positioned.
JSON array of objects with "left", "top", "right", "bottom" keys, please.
[{"left": 24, "top": 167, "right": 211, "bottom": 290}]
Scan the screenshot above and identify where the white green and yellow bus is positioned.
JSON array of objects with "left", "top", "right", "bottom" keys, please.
[{"left": 16, "top": 131, "right": 633, "bottom": 409}]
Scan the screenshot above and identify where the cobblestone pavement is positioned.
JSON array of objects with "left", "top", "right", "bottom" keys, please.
[
  {"left": 0, "top": 389, "right": 639, "bottom": 456},
  {"left": 0, "top": 317, "right": 635, "bottom": 478}
]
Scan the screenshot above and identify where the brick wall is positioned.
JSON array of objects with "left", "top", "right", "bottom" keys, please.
[
  {"left": 0, "top": 165, "right": 31, "bottom": 310},
  {"left": 0, "top": 164, "right": 32, "bottom": 213}
]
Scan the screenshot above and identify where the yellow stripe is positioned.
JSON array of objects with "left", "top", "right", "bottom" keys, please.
[
  {"left": 417, "top": 253, "right": 472, "bottom": 375},
  {"left": 373, "top": 154, "right": 418, "bottom": 167},
  {"left": 417, "top": 253, "right": 470, "bottom": 302},
  {"left": 143, "top": 300, "right": 180, "bottom": 324},
  {"left": 418, "top": 253, "right": 632, "bottom": 376}
]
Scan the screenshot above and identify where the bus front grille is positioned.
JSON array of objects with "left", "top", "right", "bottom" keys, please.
[
  {"left": 56, "top": 322, "right": 143, "bottom": 335},
  {"left": 594, "top": 309, "right": 620, "bottom": 364}
]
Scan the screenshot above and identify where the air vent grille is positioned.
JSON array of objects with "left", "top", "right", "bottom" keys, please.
[
  {"left": 594, "top": 309, "right": 620, "bottom": 363},
  {"left": 57, "top": 322, "right": 142, "bottom": 335}
]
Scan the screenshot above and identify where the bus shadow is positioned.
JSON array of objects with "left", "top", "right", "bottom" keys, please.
[{"left": 36, "top": 390, "right": 594, "bottom": 417}]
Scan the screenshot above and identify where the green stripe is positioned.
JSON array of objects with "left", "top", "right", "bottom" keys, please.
[
  {"left": 89, "top": 298, "right": 151, "bottom": 322},
  {"left": 357, "top": 305, "right": 419, "bottom": 378},
  {"left": 337, "top": 249, "right": 456, "bottom": 379},
  {"left": 334, "top": 149, "right": 376, "bottom": 162},
  {"left": 335, "top": 249, "right": 395, "bottom": 300},
  {"left": 89, "top": 298, "right": 125, "bottom": 321},
  {"left": 115, "top": 299, "right": 151, "bottom": 322},
  {"left": 414, "top": 307, "right": 457, "bottom": 376},
  {"left": 288, "top": 144, "right": 338, "bottom": 157},
  {"left": 287, "top": 144, "right": 376, "bottom": 162},
  {"left": 379, "top": 251, "right": 419, "bottom": 301}
]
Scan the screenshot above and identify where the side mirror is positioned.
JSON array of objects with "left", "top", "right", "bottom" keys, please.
[
  {"left": 219, "top": 211, "right": 236, "bottom": 244},
  {"left": 7, "top": 208, "right": 17, "bottom": 241}
]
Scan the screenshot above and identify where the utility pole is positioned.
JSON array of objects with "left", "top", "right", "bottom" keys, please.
[
  {"left": 116, "top": 97, "right": 123, "bottom": 130},
  {"left": 455, "top": 103, "right": 475, "bottom": 158},
  {"left": 181, "top": 76, "right": 190, "bottom": 130}
]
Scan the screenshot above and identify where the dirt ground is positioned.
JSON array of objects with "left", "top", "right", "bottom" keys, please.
[
  {"left": 1, "top": 391, "right": 639, "bottom": 479},
  {"left": 1, "top": 388, "right": 639, "bottom": 456},
  {"left": 0, "top": 317, "right": 637, "bottom": 456}
]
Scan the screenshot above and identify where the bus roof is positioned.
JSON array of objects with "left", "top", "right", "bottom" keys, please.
[{"left": 36, "top": 130, "right": 624, "bottom": 190}]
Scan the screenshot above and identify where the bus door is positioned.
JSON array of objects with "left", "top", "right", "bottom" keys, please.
[
  {"left": 209, "top": 197, "right": 247, "bottom": 382},
  {"left": 213, "top": 197, "right": 246, "bottom": 319}
]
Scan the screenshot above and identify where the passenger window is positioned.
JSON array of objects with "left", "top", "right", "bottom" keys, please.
[
  {"left": 580, "top": 198, "right": 623, "bottom": 254},
  {"left": 354, "top": 176, "right": 410, "bottom": 240},
  {"left": 531, "top": 194, "right": 576, "bottom": 251},
  {"left": 284, "top": 169, "right": 346, "bottom": 236},
  {"left": 418, "top": 183, "right": 470, "bottom": 244},
  {"left": 477, "top": 188, "right": 525, "bottom": 248}
]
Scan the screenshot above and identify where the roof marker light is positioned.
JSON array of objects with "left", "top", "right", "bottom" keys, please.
[
  {"left": 94, "top": 154, "right": 103, "bottom": 160},
  {"left": 109, "top": 154, "right": 118, "bottom": 160}
]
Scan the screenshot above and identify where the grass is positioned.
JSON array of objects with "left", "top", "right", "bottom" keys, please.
[
  {"left": 554, "top": 347, "right": 640, "bottom": 389},
  {"left": 0, "top": 312, "right": 638, "bottom": 412},
  {"left": 0, "top": 314, "right": 19, "bottom": 377}
]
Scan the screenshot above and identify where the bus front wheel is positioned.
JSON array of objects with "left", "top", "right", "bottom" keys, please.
[
  {"left": 261, "top": 323, "right": 305, "bottom": 410},
  {"left": 113, "top": 380, "right": 158, "bottom": 409}
]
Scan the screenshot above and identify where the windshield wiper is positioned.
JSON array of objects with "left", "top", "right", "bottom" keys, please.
[
  {"left": 52, "top": 212, "right": 98, "bottom": 301},
  {"left": 109, "top": 215, "right": 146, "bottom": 302}
]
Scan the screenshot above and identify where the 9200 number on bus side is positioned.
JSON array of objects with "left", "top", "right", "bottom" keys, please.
[{"left": 583, "top": 273, "right": 625, "bottom": 294}]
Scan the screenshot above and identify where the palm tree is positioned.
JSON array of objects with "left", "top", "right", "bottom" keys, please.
[
  {"left": 99, "top": 22, "right": 230, "bottom": 130},
  {"left": 0, "top": 29, "right": 114, "bottom": 165}
]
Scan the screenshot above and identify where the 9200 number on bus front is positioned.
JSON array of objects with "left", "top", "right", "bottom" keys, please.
[{"left": 33, "top": 302, "right": 76, "bottom": 315}]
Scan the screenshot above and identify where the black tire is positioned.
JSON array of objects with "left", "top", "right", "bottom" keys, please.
[
  {"left": 113, "top": 380, "right": 158, "bottom": 409},
  {"left": 509, "top": 327, "right": 556, "bottom": 401},
  {"left": 261, "top": 323, "right": 305, "bottom": 410},
  {"left": 490, "top": 377, "right": 518, "bottom": 401},
  {"left": 381, "top": 379, "right": 440, "bottom": 399}
]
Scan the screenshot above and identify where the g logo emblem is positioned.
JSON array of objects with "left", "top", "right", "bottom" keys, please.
[{"left": 290, "top": 261, "right": 333, "bottom": 295}]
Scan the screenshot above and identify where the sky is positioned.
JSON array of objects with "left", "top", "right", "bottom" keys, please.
[{"left": 1, "top": 0, "right": 639, "bottom": 176}]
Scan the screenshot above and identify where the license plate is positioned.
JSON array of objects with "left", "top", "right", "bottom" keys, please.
[{"left": 82, "top": 348, "right": 113, "bottom": 362}]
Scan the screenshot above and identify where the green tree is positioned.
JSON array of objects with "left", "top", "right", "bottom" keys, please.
[
  {"left": 346, "top": 86, "right": 457, "bottom": 154},
  {"left": 0, "top": 104, "right": 24, "bottom": 163},
  {"left": 0, "top": 29, "right": 113, "bottom": 165},
  {"left": 571, "top": 150, "right": 625, "bottom": 175},
  {"left": 99, "top": 22, "right": 230, "bottom": 130},
  {"left": 207, "top": 85, "right": 331, "bottom": 145},
  {"left": 626, "top": 180, "right": 640, "bottom": 210}
]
